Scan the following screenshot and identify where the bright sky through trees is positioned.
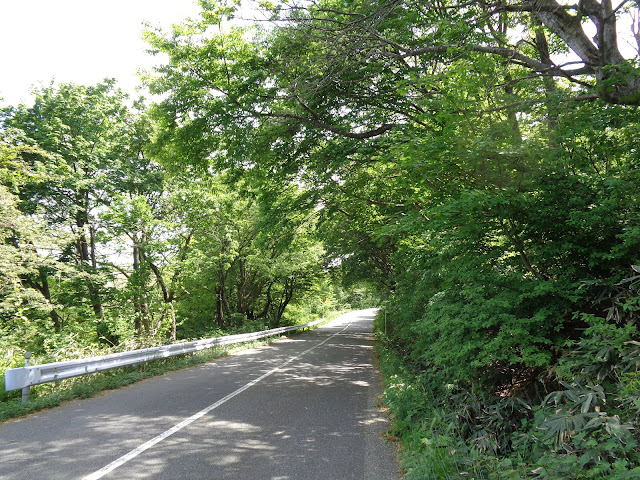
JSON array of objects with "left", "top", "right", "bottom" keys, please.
[{"left": 0, "top": 0, "right": 201, "bottom": 107}]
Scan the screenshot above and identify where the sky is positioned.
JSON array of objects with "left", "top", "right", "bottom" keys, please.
[{"left": 0, "top": 0, "right": 202, "bottom": 107}]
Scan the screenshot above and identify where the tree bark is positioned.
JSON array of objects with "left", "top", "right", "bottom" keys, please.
[
  {"left": 75, "top": 190, "right": 103, "bottom": 319},
  {"left": 26, "top": 272, "right": 62, "bottom": 333},
  {"left": 273, "top": 276, "right": 297, "bottom": 327},
  {"left": 132, "top": 239, "right": 149, "bottom": 334},
  {"left": 216, "top": 284, "right": 225, "bottom": 329},
  {"left": 532, "top": 18, "right": 560, "bottom": 144}
]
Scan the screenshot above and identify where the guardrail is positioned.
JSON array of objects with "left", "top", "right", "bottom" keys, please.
[{"left": 4, "top": 319, "right": 324, "bottom": 397}]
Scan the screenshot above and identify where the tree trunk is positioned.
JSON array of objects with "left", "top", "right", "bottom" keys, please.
[
  {"left": 273, "top": 277, "right": 296, "bottom": 327},
  {"left": 41, "top": 276, "right": 62, "bottom": 333},
  {"left": 27, "top": 272, "right": 62, "bottom": 333},
  {"left": 143, "top": 233, "right": 192, "bottom": 338},
  {"left": 532, "top": 19, "right": 559, "bottom": 143},
  {"left": 75, "top": 192, "right": 103, "bottom": 319},
  {"left": 236, "top": 261, "right": 266, "bottom": 319},
  {"left": 531, "top": 0, "right": 640, "bottom": 105},
  {"left": 236, "top": 259, "right": 248, "bottom": 314},
  {"left": 132, "top": 242, "right": 142, "bottom": 334},
  {"left": 21, "top": 240, "right": 63, "bottom": 332},
  {"left": 168, "top": 302, "right": 176, "bottom": 341},
  {"left": 216, "top": 284, "right": 225, "bottom": 329},
  {"left": 132, "top": 240, "right": 150, "bottom": 334},
  {"left": 503, "top": 74, "right": 522, "bottom": 142},
  {"left": 255, "top": 283, "right": 273, "bottom": 321}
]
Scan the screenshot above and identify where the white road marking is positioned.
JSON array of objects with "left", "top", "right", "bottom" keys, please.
[{"left": 83, "top": 322, "right": 351, "bottom": 480}]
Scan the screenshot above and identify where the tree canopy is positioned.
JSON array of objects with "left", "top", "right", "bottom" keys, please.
[{"left": 143, "top": 1, "right": 640, "bottom": 476}]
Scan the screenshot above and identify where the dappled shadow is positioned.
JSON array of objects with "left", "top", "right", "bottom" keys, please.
[{"left": 0, "top": 309, "right": 398, "bottom": 480}]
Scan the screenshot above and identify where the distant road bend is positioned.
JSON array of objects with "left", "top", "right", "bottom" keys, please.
[{"left": 0, "top": 309, "right": 400, "bottom": 480}]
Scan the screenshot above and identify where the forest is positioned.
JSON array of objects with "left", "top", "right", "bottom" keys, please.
[{"left": 2, "top": 0, "right": 640, "bottom": 478}]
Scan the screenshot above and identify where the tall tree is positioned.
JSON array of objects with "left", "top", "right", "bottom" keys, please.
[
  {"left": 0, "top": 129, "right": 70, "bottom": 345},
  {"left": 101, "top": 105, "right": 162, "bottom": 336},
  {"left": 2, "top": 80, "right": 141, "bottom": 334},
  {"left": 174, "top": 177, "right": 324, "bottom": 332}
]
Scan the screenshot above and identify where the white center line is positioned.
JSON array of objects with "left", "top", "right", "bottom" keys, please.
[{"left": 83, "top": 322, "right": 351, "bottom": 480}]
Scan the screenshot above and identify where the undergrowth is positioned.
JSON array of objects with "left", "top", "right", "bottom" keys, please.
[{"left": 374, "top": 313, "right": 640, "bottom": 480}]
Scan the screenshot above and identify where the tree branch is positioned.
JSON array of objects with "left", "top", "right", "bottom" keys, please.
[
  {"left": 264, "top": 111, "right": 395, "bottom": 138},
  {"left": 146, "top": 259, "right": 169, "bottom": 303},
  {"left": 457, "top": 93, "right": 599, "bottom": 115}
]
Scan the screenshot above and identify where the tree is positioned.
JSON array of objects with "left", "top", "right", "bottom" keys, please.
[
  {"left": 144, "top": 0, "right": 640, "bottom": 175},
  {"left": 175, "top": 177, "right": 324, "bottom": 334},
  {"left": 0, "top": 129, "right": 70, "bottom": 350},
  {"left": 2, "top": 81, "right": 137, "bottom": 327},
  {"left": 141, "top": 2, "right": 640, "bottom": 475},
  {"left": 145, "top": 0, "right": 640, "bottom": 390},
  {"left": 101, "top": 106, "right": 163, "bottom": 336}
]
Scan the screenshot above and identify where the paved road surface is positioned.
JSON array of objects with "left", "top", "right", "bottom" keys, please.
[{"left": 0, "top": 309, "right": 400, "bottom": 479}]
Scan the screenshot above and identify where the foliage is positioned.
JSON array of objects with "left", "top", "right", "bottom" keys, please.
[
  {"left": 142, "top": 2, "right": 640, "bottom": 476},
  {"left": 1, "top": 79, "right": 348, "bottom": 408},
  {"left": 377, "top": 317, "right": 640, "bottom": 479}
]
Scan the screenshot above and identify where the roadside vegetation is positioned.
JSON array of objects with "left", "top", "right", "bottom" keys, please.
[
  {"left": 2, "top": 1, "right": 640, "bottom": 477},
  {"left": 375, "top": 311, "right": 640, "bottom": 479}
]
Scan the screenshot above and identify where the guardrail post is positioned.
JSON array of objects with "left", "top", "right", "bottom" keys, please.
[{"left": 21, "top": 351, "right": 32, "bottom": 403}]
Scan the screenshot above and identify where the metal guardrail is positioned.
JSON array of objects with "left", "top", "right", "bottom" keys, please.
[{"left": 4, "top": 319, "right": 324, "bottom": 393}]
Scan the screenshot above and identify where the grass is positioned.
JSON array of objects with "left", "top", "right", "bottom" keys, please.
[{"left": 373, "top": 311, "right": 481, "bottom": 480}]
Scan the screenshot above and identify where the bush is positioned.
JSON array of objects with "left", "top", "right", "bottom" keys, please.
[{"left": 376, "top": 310, "right": 640, "bottom": 480}]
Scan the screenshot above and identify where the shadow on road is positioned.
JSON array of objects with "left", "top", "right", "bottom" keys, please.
[{"left": 0, "top": 309, "right": 399, "bottom": 480}]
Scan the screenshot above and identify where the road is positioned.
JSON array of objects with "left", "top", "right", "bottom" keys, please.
[{"left": 0, "top": 309, "right": 400, "bottom": 479}]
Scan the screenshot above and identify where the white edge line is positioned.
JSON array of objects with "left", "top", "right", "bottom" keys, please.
[{"left": 83, "top": 321, "right": 351, "bottom": 480}]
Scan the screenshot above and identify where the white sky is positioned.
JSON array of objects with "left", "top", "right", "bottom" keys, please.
[{"left": 0, "top": 0, "right": 202, "bottom": 107}]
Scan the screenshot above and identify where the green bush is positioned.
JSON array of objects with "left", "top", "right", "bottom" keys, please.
[{"left": 376, "top": 310, "right": 640, "bottom": 480}]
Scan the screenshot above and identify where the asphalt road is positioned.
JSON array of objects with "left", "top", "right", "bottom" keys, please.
[{"left": 0, "top": 309, "right": 400, "bottom": 479}]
